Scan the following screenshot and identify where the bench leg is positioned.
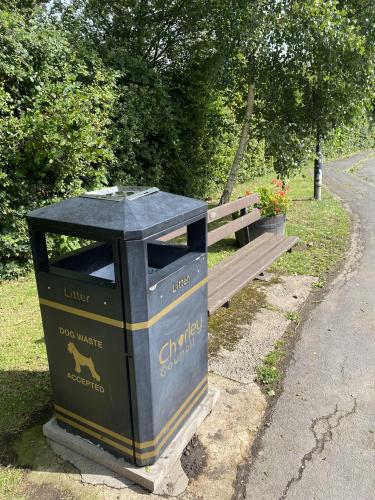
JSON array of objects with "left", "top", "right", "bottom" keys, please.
[{"left": 255, "top": 271, "right": 273, "bottom": 282}]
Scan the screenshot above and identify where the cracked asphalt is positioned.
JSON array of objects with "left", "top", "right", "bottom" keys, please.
[{"left": 241, "top": 152, "right": 375, "bottom": 500}]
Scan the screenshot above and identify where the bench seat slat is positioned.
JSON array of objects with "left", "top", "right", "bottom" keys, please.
[
  {"left": 209, "top": 233, "right": 288, "bottom": 293},
  {"left": 208, "top": 232, "right": 275, "bottom": 277},
  {"left": 208, "top": 235, "right": 298, "bottom": 314}
]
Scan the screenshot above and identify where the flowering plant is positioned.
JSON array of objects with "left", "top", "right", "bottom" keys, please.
[{"left": 247, "top": 179, "right": 289, "bottom": 217}]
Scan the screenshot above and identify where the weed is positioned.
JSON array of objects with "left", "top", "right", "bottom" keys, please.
[
  {"left": 312, "top": 279, "right": 325, "bottom": 289},
  {"left": 285, "top": 311, "right": 300, "bottom": 322},
  {"left": 257, "top": 363, "right": 279, "bottom": 386},
  {"left": 256, "top": 347, "right": 284, "bottom": 388}
]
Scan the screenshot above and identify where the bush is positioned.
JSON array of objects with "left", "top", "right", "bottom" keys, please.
[
  {"left": 106, "top": 57, "right": 241, "bottom": 199},
  {"left": 0, "top": 9, "right": 117, "bottom": 279}
]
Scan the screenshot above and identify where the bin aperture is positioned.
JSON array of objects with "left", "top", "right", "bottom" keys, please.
[{"left": 27, "top": 187, "right": 208, "bottom": 466}]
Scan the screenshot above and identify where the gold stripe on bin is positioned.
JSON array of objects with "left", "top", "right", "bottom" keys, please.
[
  {"left": 147, "top": 374, "right": 207, "bottom": 447},
  {"left": 56, "top": 414, "right": 134, "bottom": 458},
  {"left": 56, "top": 381, "right": 207, "bottom": 461},
  {"left": 126, "top": 276, "right": 208, "bottom": 331},
  {"left": 39, "top": 298, "right": 124, "bottom": 328},
  {"left": 53, "top": 374, "right": 208, "bottom": 451},
  {"left": 135, "top": 381, "right": 208, "bottom": 460},
  {"left": 54, "top": 404, "right": 133, "bottom": 446},
  {"left": 39, "top": 276, "right": 207, "bottom": 331},
  {"left": 154, "top": 383, "right": 208, "bottom": 455}
]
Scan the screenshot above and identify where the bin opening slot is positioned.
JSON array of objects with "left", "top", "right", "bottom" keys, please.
[
  {"left": 48, "top": 240, "right": 116, "bottom": 283},
  {"left": 147, "top": 242, "right": 188, "bottom": 272}
]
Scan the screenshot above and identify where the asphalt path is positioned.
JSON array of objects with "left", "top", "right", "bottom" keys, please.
[{"left": 241, "top": 152, "right": 375, "bottom": 500}]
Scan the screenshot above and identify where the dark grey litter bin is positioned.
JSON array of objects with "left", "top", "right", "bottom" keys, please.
[{"left": 27, "top": 186, "right": 208, "bottom": 466}]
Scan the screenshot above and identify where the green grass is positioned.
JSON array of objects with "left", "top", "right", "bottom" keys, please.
[
  {"left": 0, "top": 277, "right": 50, "bottom": 438},
  {"left": 0, "top": 277, "right": 50, "bottom": 499},
  {"left": 256, "top": 340, "right": 285, "bottom": 391}
]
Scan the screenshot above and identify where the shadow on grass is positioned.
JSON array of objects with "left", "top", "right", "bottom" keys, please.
[
  {"left": 0, "top": 370, "right": 52, "bottom": 465},
  {"left": 290, "top": 197, "right": 314, "bottom": 202},
  {"left": 0, "top": 371, "right": 149, "bottom": 497}
]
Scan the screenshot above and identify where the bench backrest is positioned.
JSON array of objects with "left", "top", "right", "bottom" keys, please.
[{"left": 159, "top": 193, "right": 260, "bottom": 246}]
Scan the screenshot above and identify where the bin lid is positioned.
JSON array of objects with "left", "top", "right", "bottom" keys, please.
[{"left": 27, "top": 186, "right": 207, "bottom": 240}]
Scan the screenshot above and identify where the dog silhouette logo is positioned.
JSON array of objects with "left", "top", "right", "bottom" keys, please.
[{"left": 67, "top": 342, "right": 101, "bottom": 382}]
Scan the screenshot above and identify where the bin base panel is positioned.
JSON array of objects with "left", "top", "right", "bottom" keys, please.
[{"left": 43, "top": 386, "right": 219, "bottom": 492}]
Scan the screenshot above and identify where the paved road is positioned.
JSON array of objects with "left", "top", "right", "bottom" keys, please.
[{"left": 242, "top": 152, "right": 375, "bottom": 500}]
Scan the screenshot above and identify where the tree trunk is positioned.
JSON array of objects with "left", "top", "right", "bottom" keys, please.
[{"left": 219, "top": 82, "right": 255, "bottom": 205}]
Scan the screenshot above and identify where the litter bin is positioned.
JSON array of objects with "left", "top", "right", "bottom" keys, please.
[{"left": 27, "top": 186, "right": 208, "bottom": 466}]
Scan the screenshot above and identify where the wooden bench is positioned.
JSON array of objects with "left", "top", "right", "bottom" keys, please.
[{"left": 159, "top": 193, "right": 298, "bottom": 314}]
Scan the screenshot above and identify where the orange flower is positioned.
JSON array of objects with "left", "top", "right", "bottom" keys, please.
[{"left": 245, "top": 190, "right": 252, "bottom": 196}]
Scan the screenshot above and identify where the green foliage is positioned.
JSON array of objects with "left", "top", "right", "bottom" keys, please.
[
  {"left": 0, "top": 8, "right": 116, "bottom": 278},
  {"left": 323, "top": 110, "right": 375, "bottom": 160},
  {"left": 261, "top": 0, "right": 375, "bottom": 170},
  {"left": 108, "top": 72, "right": 179, "bottom": 189},
  {"left": 108, "top": 61, "right": 240, "bottom": 198},
  {"left": 171, "top": 74, "right": 240, "bottom": 197},
  {"left": 55, "top": 0, "right": 241, "bottom": 199},
  {"left": 239, "top": 136, "right": 273, "bottom": 182}
]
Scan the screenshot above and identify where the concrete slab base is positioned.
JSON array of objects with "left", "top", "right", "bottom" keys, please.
[{"left": 43, "top": 386, "right": 219, "bottom": 494}]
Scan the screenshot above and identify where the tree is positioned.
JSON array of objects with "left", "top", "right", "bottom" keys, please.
[
  {"left": 269, "top": 1, "right": 375, "bottom": 199},
  {"left": 219, "top": 0, "right": 375, "bottom": 203},
  {"left": 217, "top": 1, "right": 269, "bottom": 204},
  {"left": 218, "top": 0, "right": 310, "bottom": 204}
]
